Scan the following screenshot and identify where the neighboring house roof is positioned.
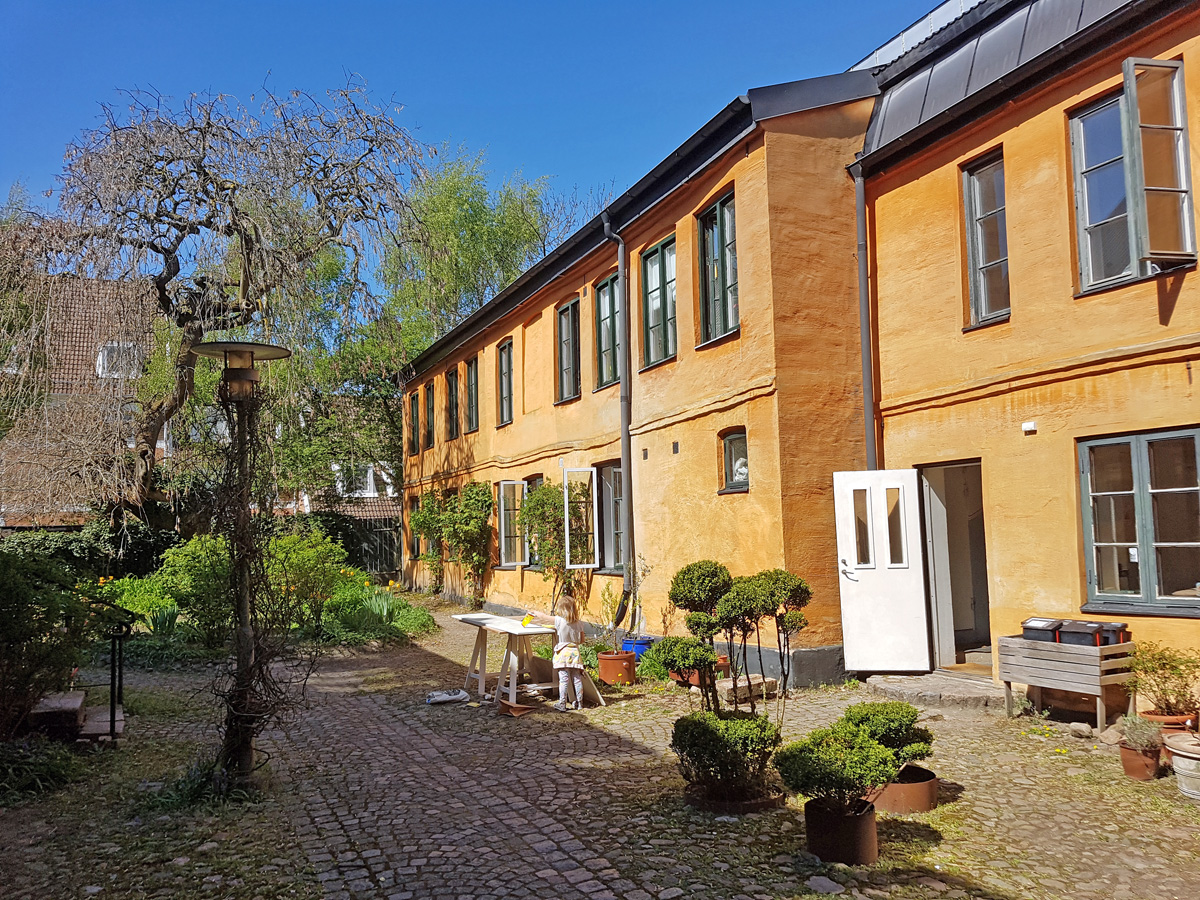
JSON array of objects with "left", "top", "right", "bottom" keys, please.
[
  {"left": 315, "top": 495, "right": 404, "bottom": 521},
  {"left": 47, "top": 276, "right": 156, "bottom": 394},
  {"left": 855, "top": 0, "right": 1189, "bottom": 174},
  {"left": 406, "top": 70, "right": 878, "bottom": 380}
]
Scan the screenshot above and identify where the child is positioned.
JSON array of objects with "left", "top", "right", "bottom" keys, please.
[{"left": 550, "top": 589, "right": 585, "bottom": 711}]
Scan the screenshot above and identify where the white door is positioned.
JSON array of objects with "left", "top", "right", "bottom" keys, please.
[{"left": 834, "top": 469, "right": 931, "bottom": 672}]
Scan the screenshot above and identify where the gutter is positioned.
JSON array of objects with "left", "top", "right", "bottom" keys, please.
[
  {"left": 601, "top": 211, "right": 635, "bottom": 597},
  {"left": 853, "top": 167, "right": 878, "bottom": 470}
]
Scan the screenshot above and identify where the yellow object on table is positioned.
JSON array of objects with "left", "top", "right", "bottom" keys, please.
[{"left": 521, "top": 614, "right": 534, "bottom": 627}]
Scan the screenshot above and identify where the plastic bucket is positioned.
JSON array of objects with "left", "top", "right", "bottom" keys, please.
[{"left": 622, "top": 637, "right": 654, "bottom": 661}]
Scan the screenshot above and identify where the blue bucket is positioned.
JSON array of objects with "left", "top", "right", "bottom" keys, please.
[{"left": 622, "top": 637, "right": 654, "bottom": 661}]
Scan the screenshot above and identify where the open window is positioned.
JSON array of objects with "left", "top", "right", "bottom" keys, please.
[
  {"left": 498, "top": 480, "right": 528, "bottom": 567},
  {"left": 564, "top": 467, "right": 598, "bottom": 570}
]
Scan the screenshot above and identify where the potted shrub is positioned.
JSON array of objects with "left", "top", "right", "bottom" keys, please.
[
  {"left": 619, "top": 555, "right": 654, "bottom": 661},
  {"left": 658, "top": 636, "right": 721, "bottom": 712},
  {"left": 667, "top": 561, "right": 733, "bottom": 685},
  {"left": 842, "top": 701, "right": 937, "bottom": 813},
  {"left": 774, "top": 721, "right": 899, "bottom": 865},
  {"left": 595, "top": 583, "right": 635, "bottom": 685},
  {"left": 670, "top": 709, "right": 783, "bottom": 813},
  {"left": 1117, "top": 714, "right": 1162, "bottom": 781},
  {"left": 1128, "top": 641, "right": 1200, "bottom": 750}
]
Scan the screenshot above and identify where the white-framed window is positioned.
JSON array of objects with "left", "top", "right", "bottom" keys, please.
[
  {"left": 597, "top": 463, "right": 624, "bottom": 570},
  {"left": 498, "top": 480, "right": 528, "bottom": 567},
  {"left": 1080, "top": 426, "right": 1200, "bottom": 616},
  {"left": 96, "top": 341, "right": 142, "bottom": 378},
  {"left": 564, "top": 467, "right": 598, "bottom": 570},
  {"left": 1070, "top": 58, "right": 1195, "bottom": 290},
  {"left": 963, "top": 152, "right": 1009, "bottom": 323},
  {"left": 335, "top": 463, "right": 378, "bottom": 498}
]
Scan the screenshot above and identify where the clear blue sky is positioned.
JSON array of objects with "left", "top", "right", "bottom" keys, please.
[{"left": 1, "top": 1, "right": 936, "bottom": 208}]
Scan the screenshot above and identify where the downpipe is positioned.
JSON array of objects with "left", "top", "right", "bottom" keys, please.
[{"left": 601, "top": 211, "right": 635, "bottom": 599}]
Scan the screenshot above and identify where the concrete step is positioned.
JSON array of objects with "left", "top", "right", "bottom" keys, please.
[
  {"left": 963, "top": 646, "right": 993, "bottom": 666},
  {"left": 80, "top": 704, "right": 124, "bottom": 742},
  {"left": 866, "top": 672, "right": 1014, "bottom": 709},
  {"left": 29, "top": 691, "right": 86, "bottom": 739}
]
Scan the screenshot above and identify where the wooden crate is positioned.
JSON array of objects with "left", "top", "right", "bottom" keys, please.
[{"left": 998, "top": 636, "right": 1135, "bottom": 727}]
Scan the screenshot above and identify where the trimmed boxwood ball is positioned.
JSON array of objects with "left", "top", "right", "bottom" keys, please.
[
  {"left": 671, "top": 710, "right": 782, "bottom": 801},
  {"left": 774, "top": 721, "right": 900, "bottom": 809},
  {"left": 668, "top": 561, "right": 732, "bottom": 615},
  {"left": 841, "top": 701, "right": 933, "bottom": 765},
  {"left": 655, "top": 636, "right": 718, "bottom": 677}
]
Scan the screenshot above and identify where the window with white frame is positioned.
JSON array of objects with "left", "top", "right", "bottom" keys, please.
[
  {"left": 1070, "top": 59, "right": 1195, "bottom": 290},
  {"left": 597, "top": 463, "right": 624, "bottom": 571},
  {"left": 963, "top": 152, "right": 1009, "bottom": 323},
  {"left": 96, "top": 341, "right": 142, "bottom": 378},
  {"left": 497, "top": 480, "right": 528, "bottom": 567},
  {"left": 525, "top": 474, "right": 543, "bottom": 567},
  {"left": 564, "top": 468, "right": 598, "bottom": 569},
  {"left": 336, "top": 463, "right": 377, "bottom": 497},
  {"left": 1080, "top": 427, "right": 1200, "bottom": 615}
]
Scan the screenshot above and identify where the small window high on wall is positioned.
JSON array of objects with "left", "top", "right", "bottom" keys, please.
[{"left": 721, "top": 429, "right": 749, "bottom": 493}]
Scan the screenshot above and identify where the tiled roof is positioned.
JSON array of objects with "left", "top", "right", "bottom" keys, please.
[{"left": 46, "top": 277, "right": 156, "bottom": 393}]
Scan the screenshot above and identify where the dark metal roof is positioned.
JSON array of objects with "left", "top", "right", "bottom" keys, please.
[
  {"left": 406, "top": 72, "right": 878, "bottom": 380},
  {"left": 856, "top": 0, "right": 1189, "bottom": 174}
]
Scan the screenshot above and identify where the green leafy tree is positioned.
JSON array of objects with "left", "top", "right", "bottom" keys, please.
[
  {"left": 410, "top": 490, "right": 446, "bottom": 593},
  {"left": 441, "top": 482, "right": 494, "bottom": 607},
  {"left": 156, "top": 535, "right": 232, "bottom": 649}
]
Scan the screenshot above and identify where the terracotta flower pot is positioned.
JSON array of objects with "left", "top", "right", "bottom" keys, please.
[
  {"left": 803, "top": 798, "right": 878, "bottom": 866},
  {"left": 1118, "top": 742, "right": 1162, "bottom": 780},
  {"left": 1141, "top": 712, "right": 1195, "bottom": 763},
  {"left": 597, "top": 650, "right": 636, "bottom": 685},
  {"left": 867, "top": 763, "right": 939, "bottom": 813},
  {"left": 669, "top": 654, "right": 731, "bottom": 687}
]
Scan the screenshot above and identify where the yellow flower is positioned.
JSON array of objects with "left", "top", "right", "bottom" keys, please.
[{"left": 364, "top": 580, "right": 370, "bottom": 586}]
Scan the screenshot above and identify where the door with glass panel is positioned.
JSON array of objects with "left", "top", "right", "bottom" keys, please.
[{"left": 833, "top": 469, "right": 931, "bottom": 672}]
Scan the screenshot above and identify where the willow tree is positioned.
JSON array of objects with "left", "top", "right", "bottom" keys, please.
[{"left": 54, "top": 83, "right": 426, "bottom": 509}]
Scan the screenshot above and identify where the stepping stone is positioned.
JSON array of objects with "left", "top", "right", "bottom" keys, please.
[{"left": 805, "top": 875, "right": 845, "bottom": 894}]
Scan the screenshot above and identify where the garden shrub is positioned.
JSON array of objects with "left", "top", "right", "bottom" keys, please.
[
  {"left": 635, "top": 640, "right": 673, "bottom": 681},
  {"left": 1128, "top": 641, "right": 1200, "bottom": 716},
  {"left": 0, "top": 550, "right": 114, "bottom": 739},
  {"left": 156, "top": 535, "right": 231, "bottom": 649},
  {"left": 774, "top": 721, "right": 899, "bottom": 809},
  {"left": 668, "top": 560, "right": 732, "bottom": 616},
  {"left": 0, "top": 737, "right": 86, "bottom": 803},
  {"left": 319, "top": 585, "right": 436, "bottom": 645},
  {"left": 0, "top": 518, "right": 178, "bottom": 579},
  {"left": 841, "top": 701, "right": 933, "bottom": 765},
  {"left": 267, "top": 530, "right": 347, "bottom": 627},
  {"left": 670, "top": 710, "right": 782, "bottom": 801},
  {"left": 94, "top": 575, "right": 175, "bottom": 617}
]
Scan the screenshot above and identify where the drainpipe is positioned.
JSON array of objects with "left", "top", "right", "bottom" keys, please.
[
  {"left": 854, "top": 169, "right": 878, "bottom": 471},
  {"left": 601, "top": 211, "right": 635, "bottom": 597}
]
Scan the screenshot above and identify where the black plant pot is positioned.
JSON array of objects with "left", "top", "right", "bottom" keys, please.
[{"left": 804, "top": 798, "right": 878, "bottom": 865}]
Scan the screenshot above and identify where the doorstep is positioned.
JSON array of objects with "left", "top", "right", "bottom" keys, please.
[{"left": 866, "top": 671, "right": 1012, "bottom": 709}]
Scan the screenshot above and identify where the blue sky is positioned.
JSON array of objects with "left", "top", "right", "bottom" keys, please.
[{"left": 1, "top": 1, "right": 936, "bottom": 209}]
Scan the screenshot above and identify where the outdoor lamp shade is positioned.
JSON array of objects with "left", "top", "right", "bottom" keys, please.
[{"left": 192, "top": 341, "right": 292, "bottom": 401}]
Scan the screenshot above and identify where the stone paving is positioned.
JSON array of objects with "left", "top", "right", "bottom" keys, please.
[{"left": 266, "top": 612, "right": 1200, "bottom": 900}]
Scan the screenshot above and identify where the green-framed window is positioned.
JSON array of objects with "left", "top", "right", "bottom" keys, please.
[
  {"left": 465, "top": 356, "right": 479, "bottom": 432},
  {"left": 557, "top": 298, "right": 581, "bottom": 402},
  {"left": 963, "top": 153, "right": 1009, "bottom": 323},
  {"left": 1080, "top": 426, "right": 1200, "bottom": 617},
  {"left": 595, "top": 276, "right": 620, "bottom": 388},
  {"left": 423, "top": 382, "right": 434, "bottom": 449},
  {"left": 642, "top": 237, "right": 676, "bottom": 366},
  {"left": 1070, "top": 58, "right": 1195, "bottom": 290},
  {"left": 699, "top": 194, "right": 738, "bottom": 343},
  {"left": 497, "top": 340, "right": 513, "bottom": 426},
  {"left": 407, "top": 392, "right": 419, "bottom": 456},
  {"left": 445, "top": 367, "right": 459, "bottom": 440}
]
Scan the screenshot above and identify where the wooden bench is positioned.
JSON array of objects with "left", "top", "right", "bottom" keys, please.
[{"left": 998, "top": 636, "right": 1135, "bottom": 728}]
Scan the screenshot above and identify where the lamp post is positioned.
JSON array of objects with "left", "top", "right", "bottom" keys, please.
[{"left": 192, "top": 340, "right": 291, "bottom": 783}]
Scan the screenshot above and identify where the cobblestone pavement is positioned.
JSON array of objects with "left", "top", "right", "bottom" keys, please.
[{"left": 267, "top": 611, "right": 1200, "bottom": 900}]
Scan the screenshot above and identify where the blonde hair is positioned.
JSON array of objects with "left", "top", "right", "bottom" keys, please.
[{"left": 556, "top": 589, "right": 581, "bottom": 624}]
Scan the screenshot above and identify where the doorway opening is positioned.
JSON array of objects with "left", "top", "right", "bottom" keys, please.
[{"left": 920, "top": 462, "right": 991, "bottom": 675}]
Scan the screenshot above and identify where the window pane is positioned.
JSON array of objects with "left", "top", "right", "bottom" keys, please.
[
  {"left": 1093, "top": 494, "right": 1138, "bottom": 544},
  {"left": 1096, "top": 544, "right": 1140, "bottom": 594},
  {"left": 1090, "top": 443, "right": 1134, "bottom": 492},
  {"left": 1145, "top": 191, "right": 1188, "bottom": 255},
  {"left": 1081, "top": 101, "right": 1123, "bottom": 168},
  {"left": 664, "top": 243, "right": 677, "bottom": 356},
  {"left": 724, "top": 433, "right": 747, "bottom": 487},
  {"left": 977, "top": 210, "right": 1008, "bottom": 264},
  {"left": 1088, "top": 216, "right": 1132, "bottom": 281},
  {"left": 886, "top": 487, "right": 904, "bottom": 565},
  {"left": 1141, "top": 128, "right": 1183, "bottom": 190},
  {"left": 974, "top": 161, "right": 1005, "bottom": 212},
  {"left": 1085, "top": 160, "right": 1128, "bottom": 222},
  {"left": 566, "top": 471, "right": 596, "bottom": 567},
  {"left": 1149, "top": 437, "right": 1197, "bottom": 489},
  {"left": 853, "top": 488, "right": 871, "bottom": 566},
  {"left": 1135, "top": 65, "right": 1176, "bottom": 127},
  {"left": 1157, "top": 546, "right": 1200, "bottom": 596},
  {"left": 1152, "top": 491, "right": 1200, "bottom": 543},
  {"left": 980, "top": 262, "right": 1010, "bottom": 317}
]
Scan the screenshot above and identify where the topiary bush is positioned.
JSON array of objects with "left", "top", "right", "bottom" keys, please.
[
  {"left": 656, "top": 636, "right": 720, "bottom": 711},
  {"left": 841, "top": 701, "right": 933, "bottom": 765},
  {"left": 671, "top": 710, "right": 782, "bottom": 802},
  {"left": 774, "top": 721, "right": 900, "bottom": 811},
  {"left": 668, "top": 561, "right": 732, "bottom": 617}
]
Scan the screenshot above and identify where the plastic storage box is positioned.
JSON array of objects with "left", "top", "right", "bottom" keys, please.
[
  {"left": 1097, "top": 622, "right": 1130, "bottom": 645},
  {"left": 1021, "top": 617, "right": 1062, "bottom": 642},
  {"left": 1058, "top": 620, "right": 1103, "bottom": 646}
]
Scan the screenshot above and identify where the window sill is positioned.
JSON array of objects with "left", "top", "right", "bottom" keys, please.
[
  {"left": 1081, "top": 600, "right": 1200, "bottom": 619},
  {"left": 553, "top": 393, "right": 581, "bottom": 407},
  {"left": 638, "top": 355, "right": 676, "bottom": 375},
  {"left": 962, "top": 313, "right": 1010, "bottom": 334},
  {"left": 595, "top": 567, "right": 624, "bottom": 576},
  {"left": 465, "top": 426, "right": 479, "bottom": 435},
  {"left": 695, "top": 327, "right": 740, "bottom": 352},
  {"left": 1074, "top": 261, "right": 1196, "bottom": 299},
  {"left": 496, "top": 420, "right": 512, "bottom": 430},
  {"left": 593, "top": 379, "right": 618, "bottom": 393},
  {"left": 718, "top": 483, "right": 749, "bottom": 495}
]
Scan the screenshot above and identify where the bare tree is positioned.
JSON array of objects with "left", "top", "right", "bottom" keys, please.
[{"left": 54, "top": 81, "right": 426, "bottom": 510}]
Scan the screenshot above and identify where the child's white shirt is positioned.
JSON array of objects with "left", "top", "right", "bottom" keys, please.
[{"left": 554, "top": 615, "right": 583, "bottom": 651}]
